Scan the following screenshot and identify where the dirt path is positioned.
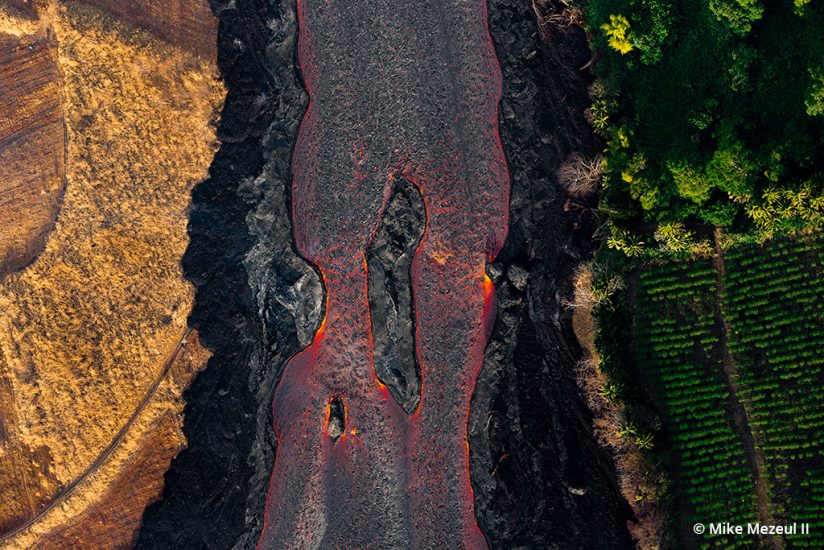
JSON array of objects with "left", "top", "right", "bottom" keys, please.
[
  {"left": 711, "top": 228, "right": 779, "bottom": 548},
  {"left": 0, "top": 327, "right": 193, "bottom": 544}
]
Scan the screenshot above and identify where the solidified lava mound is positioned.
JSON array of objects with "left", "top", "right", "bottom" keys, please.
[{"left": 139, "top": 0, "right": 633, "bottom": 548}]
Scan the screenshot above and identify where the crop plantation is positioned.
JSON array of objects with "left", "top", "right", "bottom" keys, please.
[
  {"left": 635, "top": 262, "right": 757, "bottom": 548},
  {"left": 630, "top": 233, "right": 824, "bottom": 548}
]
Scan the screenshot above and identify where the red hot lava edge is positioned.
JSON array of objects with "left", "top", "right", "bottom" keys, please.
[{"left": 258, "top": 0, "right": 510, "bottom": 547}]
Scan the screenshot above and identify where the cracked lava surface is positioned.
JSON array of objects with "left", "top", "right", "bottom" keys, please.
[{"left": 259, "top": 0, "right": 509, "bottom": 547}]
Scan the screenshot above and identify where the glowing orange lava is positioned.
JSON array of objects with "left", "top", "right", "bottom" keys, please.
[{"left": 258, "top": 0, "right": 509, "bottom": 547}]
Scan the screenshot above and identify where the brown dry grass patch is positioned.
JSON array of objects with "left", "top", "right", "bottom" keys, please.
[{"left": 0, "top": 1, "right": 222, "bottom": 542}]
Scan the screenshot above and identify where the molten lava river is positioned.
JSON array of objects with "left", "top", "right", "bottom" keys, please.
[{"left": 259, "top": 0, "right": 509, "bottom": 547}]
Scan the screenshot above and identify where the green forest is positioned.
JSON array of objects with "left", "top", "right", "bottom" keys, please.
[{"left": 586, "top": 0, "right": 823, "bottom": 246}]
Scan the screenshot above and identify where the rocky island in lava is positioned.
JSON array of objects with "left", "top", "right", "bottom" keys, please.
[{"left": 2, "top": 0, "right": 822, "bottom": 549}]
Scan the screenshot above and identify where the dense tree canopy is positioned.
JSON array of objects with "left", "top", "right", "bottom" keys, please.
[{"left": 587, "top": 0, "right": 824, "bottom": 237}]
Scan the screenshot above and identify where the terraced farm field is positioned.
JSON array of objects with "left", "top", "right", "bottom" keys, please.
[{"left": 632, "top": 233, "right": 824, "bottom": 549}]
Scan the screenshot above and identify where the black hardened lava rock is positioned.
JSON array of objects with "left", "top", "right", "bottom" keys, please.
[
  {"left": 468, "top": 1, "right": 634, "bottom": 548},
  {"left": 138, "top": 0, "right": 632, "bottom": 548},
  {"left": 367, "top": 178, "right": 426, "bottom": 414},
  {"left": 137, "top": 0, "right": 321, "bottom": 548}
]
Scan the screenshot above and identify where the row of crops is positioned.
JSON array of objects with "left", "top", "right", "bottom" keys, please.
[
  {"left": 723, "top": 234, "right": 824, "bottom": 548},
  {"left": 632, "top": 233, "right": 823, "bottom": 549},
  {"left": 635, "top": 261, "right": 758, "bottom": 549}
]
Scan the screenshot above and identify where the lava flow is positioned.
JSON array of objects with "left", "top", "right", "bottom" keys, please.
[{"left": 258, "top": 0, "right": 509, "bottom": 548}]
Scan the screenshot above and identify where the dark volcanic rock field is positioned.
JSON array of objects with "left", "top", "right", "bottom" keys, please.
[
  {"left": 138, "top": 0, "right": 633, "bottom": 548},
  {"left": 470, "top": 0, "right": 633, "bottom": 547},
  {"left": 137, "top": 1, "right": 320, "bottom": 547}
]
